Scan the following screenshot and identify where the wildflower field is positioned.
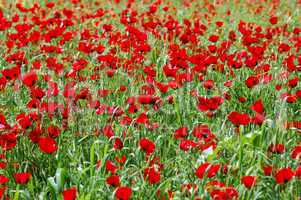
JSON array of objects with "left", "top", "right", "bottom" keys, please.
[{"left": 0, "top": 0, "right": 300, "bottom": 199}]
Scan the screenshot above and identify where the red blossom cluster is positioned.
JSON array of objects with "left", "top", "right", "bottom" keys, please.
[{"left": 0, "top": 0, "right": 300, "bottom": 199}]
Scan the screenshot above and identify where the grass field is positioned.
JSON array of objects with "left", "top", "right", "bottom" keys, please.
[{"left": 0, "top": 0, "right": 300, "bottom": 199}]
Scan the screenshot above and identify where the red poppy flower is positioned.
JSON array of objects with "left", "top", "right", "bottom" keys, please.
[
  {"left": 208, "top": 35, "right": 219, "bottom": 43},
  {"left": 268, "top": 144, "right": 285, "bottom": 154},
  {"left": 48, "top": 125, "right": 61, "bottom": 138},
  {"left": 0, "top": 162, "right": 6, "bottom": 169},
  {"left": 288, "top": 77, "right": 299, "bottom": 88},
  {"left": 174, "top": 127, "right": 188, "bottom": 139},
  {"left": 156, "top": 82, "right": 169, "bottom": 94},
  {"left": 274, "top": 167, "right": 294, "bottom": 184},
  {"left": 285, "top": 94, "right": 297, "bottom": 103},
  {"left": 0, "top": 133, "right": 17, "bottom": 150},
  {"left": 47, "top": 81, "right": 59, "bottom": 97},
  {"left": 228, "top": 112, "right": 250, "bottom": 126},
  {"left": 27, "top": 99, "right": 40, "bottom": 109},
  {"left": 30, "top": 87, "right": 45, "bottom": 100},
  {"left": 0, "top": 114, "right": 7, "bottom": 127},
  {"left": 269, "top": 16, "right": 278, "bottom": 25},
  {"left": 28, "top": 125, "right": 42, "bottom": 143},
  {"left": 0, "top": 77, "right": 7, "bottom": 90},
  {"left": 113, "top": 138, "right": 123, "bottom": 150},
  {"left": 210, "top": 189, "right": 227, "bottom": 200},
  {"left": 115, "top": 186, "right": 132, "bottom": 200},
  {"left": 251, "top": 113, "right": 265, "bottom": 125},
  {"left": 216, "top": 21, "right": 223, "bottom": 27},
  {"left": 203, "top": 80, "right": 214, "bottom": 89},
  {"left": 0, "top": 175, "right": 9, "bottom": 185},
  {"left": 62, "top": 187, "right": 77, "bottom": 200},
  {"left": 135, "top": 113, "right": 149, "bottom": 124},
  {"left": 0, "top": 186, "right": 7, "bottom": 199},
  {"left": 22, "top": 71, "right": 38, "bottom": 87},
  {"left": 195, "top": 162, "right": 210, "bottom": 179},
  {"left": 144, "top": 167, "right": 160, "bottom": 184},
  {"left": 1, "top": 65, "right": 20, "bottom": 81},
  {"left": 241, "top": 176, "right": 256, "bottom": 189},
  {"left": 139, "top": 138, "right": 155, "bottom": 154},
  {"left": 263, "top": 165, "right": 273, "bottom": 176},
  {"left": 17, "top": 115, "right": 32, "bottom": 129},
  {"left": 115, "top": 155, "right": 127, "bottom": 164},
  {"left": 38, "top": 137, "right": 58, "bottom": 154},
  {"left": 291, "top": 146, "right": 301, "bottom": 159},
  {"left": 192, "top": 124, "right": 212, "bottom": 139},
  {"left": 102, "top": 125, "right": 115, "bottom": 139},
  {"left": 238, "top": 96, "right": 247, "bottom": 103},
  {"left": 222, "top": 165, "right": 228, "bottom": 174},
  {"left": 179, "top": 139, "right": 194, "bottom": 151},
  {"left": 225, "top": 187, "right": 239, "bottom": 199},
  {"left": 46, "top": 2, "right": 55, "bottom": 8},
  {"left": 105, "top": 69, "right": 114, "bottom": 78},
  {"left": 138, "top": 95, "right": 155, "bottom": 104},
  {"left": 250, "top": 99, "right": 264, "bottom": 114},
  {"left": 207, "top": 164, "right": 220, "bottom": 178},
  {"left": 72, "top": 59, "right": 87, "bottom": 71},
  {"left": 105, "top": 160, "right": 118, "bottom": 174},
  {"left": 278, "top": 43, "right": 290, "bottom": 53},
  {"left": 106, "top": 175, "right": 120, "bottom": 187},
  {"left": 197, "top": 96, "right": 223, "bottom": 112},
  {"left": 245, "top": 76, "right": 259, "bottom": 88},
  {"left": 13, "top": 172, "right": 31, "bottom": 184}
]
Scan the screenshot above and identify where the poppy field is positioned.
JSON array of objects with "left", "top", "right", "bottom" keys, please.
[{"left": 0, "top": 0, "right": 301, "bottom": 199}]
